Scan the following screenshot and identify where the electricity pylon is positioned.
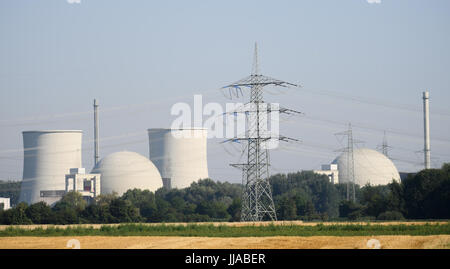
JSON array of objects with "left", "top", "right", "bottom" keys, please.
[
  {"left": 335, "top": 123, "right": 357, "bottom": 202},
  {"left": 377, "top": 131, "right": 390, "bottom": 158},
  {"left": 222, "top": 43, "right": 300, "bottom": 221}
]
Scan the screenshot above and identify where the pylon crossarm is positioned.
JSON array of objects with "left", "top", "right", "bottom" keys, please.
[{"left": 223, "top": 75, "right": 299, "bottom": 89}]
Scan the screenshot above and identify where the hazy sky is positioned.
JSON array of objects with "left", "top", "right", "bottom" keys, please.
[{"left": 1, "top": 0, "right": 449, "bottom": 183}]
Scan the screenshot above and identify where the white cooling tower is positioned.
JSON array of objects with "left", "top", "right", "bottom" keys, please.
[
  {"left": 19, "top": 130, "right": 82, "bottom": 205},
  {"left": 92, "top": 151, "right": 163, "bottom": 195},
  {"left": 148, "top": 128, "right": 209, "bottom": 189}
]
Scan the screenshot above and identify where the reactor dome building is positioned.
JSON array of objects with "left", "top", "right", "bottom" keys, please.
[
  {"left": 332, "top": 148, "right": 401, "bottom": 186},
  {"left": 148, "top": 128, "right": 208, "bottom": 189},
  {"left": 92, "top": 151, "right": 163, "bottom": 195}
]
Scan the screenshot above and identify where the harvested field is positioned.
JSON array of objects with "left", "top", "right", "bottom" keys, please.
[
  {"left": 1, "top": 221, "right": 448, "bottom": 249},
  {"left": 0, "top": 235, "right": 449, "bottom": 249}
]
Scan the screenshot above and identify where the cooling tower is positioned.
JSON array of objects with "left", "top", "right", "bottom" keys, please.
[
  {"left": 148, "top": 128, "right": 208, "bottom": 189},
  {"left": 19, "top": 130, "right": 82, "bottom": 205}
]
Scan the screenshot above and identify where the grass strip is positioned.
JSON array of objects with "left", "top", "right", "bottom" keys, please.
[{"left": 0, "top": 222, "right": 449, "bottom": 237}]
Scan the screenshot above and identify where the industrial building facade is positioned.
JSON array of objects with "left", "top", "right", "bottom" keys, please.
[{"left": 0, "top": 197, "right": 11, "bottom": 210}]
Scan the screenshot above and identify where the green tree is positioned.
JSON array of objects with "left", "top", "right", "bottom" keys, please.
[
  {"left": 304, "top": 200, "right": 320, "bottom": 220},
  {"left": 0, "top": 180, "right": 21, "bottom": 206},
  {"left": 403, "top": 168, "right": 447, "bottom": 219},
  {"left": 54, "top": 191, "right": 87, "bottom": 211},
  {"left": 442, "top": 163, "right": 450, "bottom": 175},
  {"left": 227, "top": 198, "right": 241, "bottom": 222},
  {"left": 25, "top": 202, "right": 53, "bottom": 224},
  {"left": 426, "top": 166, "right": 450, "bottom": 219},
  {"left": 81, "top": 203, "right": 112, "bottom": 223},
  {"left": 270, "top": 171, "right": 341, "bottom": 219},
  {"left": 377, "top": 211, "right": 405, "bottom": 220},
  {"left": 195, "top": 201, "right": 230, "bottom": 220},
  {"left": 2, "top": 202, "right": 32, "bottom": 224},
  {"left": 339, "top": 200, "right": 365, "bottom": 220},
  {"left": 121, "top": 189, "right": 157, "bottom": 221},
  {"left": 95, "top": 192, "right": 118, "bottom": 208},
  {"left": 108, "top": 198, "right": 142, "bottom": 223},
  {"left": 151, "top": 194, "right": 171, "bottom": 222},
  {"left": 277, "top": 196, "right": 297, "bottom": 220},
  {"left": 386, "top": 181, "right": 406, "bottom": 214},
  {"left": 360, "top": 184, "right": 389, "bottom": 217},
  {"left": 52, "top": 192, "right": 87, "bottom": 224}
]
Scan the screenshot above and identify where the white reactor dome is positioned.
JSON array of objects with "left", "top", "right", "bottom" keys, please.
[
  {"left": 332, "top": 148, "right": 400, "bottom": 186},
  {"left": 92, "top": 151, "right": 163, "bottom": 195}
]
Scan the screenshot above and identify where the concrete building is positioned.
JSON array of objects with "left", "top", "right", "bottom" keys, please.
[
  {"left": 37, "top": 167, "right": 100, "bottom": 206},
  {"left": 314, "top": 164, "right": 339, "bottom": 184},
  {"left": 399, "top": 172, "right": 416, "bottom": 182},
  {"left": 20, "top": 130, "right": 82, "bottom": 205},
  {"left": 332, "top": 148, "right": 401, "bottom": 186},
  {"left": 0, "top": 197, "right": 11, "bottom": 210},
  {"left": 92, "top": 151, "right": 163, "bottom": 196},
  {"left": 65, "top": 168, "right": 101, "bottom": 203},
  {"left": 39, "top": 190, "right": 67, "bottom": 206},
  {"left": 148, "top": 128, "right": 209, "bottom": 189}
]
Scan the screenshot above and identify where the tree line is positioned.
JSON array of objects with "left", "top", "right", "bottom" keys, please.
[
  {"left": 0, "top": 163, "right": 449, "bottom": 224},
  {"left": 0, "top": 179, "right": 242, "bottom": 224},
  {"left": 274, "top": 163, "right": 450, "bottom": 221},
  {"left": 0, "top": 180, "right": 21, "bottom": 206}
]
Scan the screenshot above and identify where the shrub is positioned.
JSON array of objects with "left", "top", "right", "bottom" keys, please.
[{"left": 377, "top": 211, "right": 405, "bottom": 221}]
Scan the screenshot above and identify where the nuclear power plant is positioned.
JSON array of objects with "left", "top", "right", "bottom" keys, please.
[
  {"left": 15, "top": 94, "right": 212, "bottom": 206},
  {"left": 14, "top": 91, "right": 433, "bottom": 208},
  {"left": 18, "top": 128, "right": 209, "bottom": 205},
  {"left": 11, "top": 63, "right": 432, "bottom": 209}
]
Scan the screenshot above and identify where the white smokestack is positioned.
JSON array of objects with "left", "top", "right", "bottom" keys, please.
[
  {"left": 94, "top": 99, "right": 99, "bottom": 166},
  {"left": 423, "top": 91, "right": 430, "bottom": 169}
]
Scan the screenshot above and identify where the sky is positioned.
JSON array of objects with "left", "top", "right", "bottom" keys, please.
[{"left": 1, "top": 0, "right": 449, "bottom": 183}]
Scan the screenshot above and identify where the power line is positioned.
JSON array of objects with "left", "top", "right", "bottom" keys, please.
[{"left": 298, "top": 87, "right": 450, "bottom": 117}]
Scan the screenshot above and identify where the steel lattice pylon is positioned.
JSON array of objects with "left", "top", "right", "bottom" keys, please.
[
  {"left": 335, "top": 123, "right": 357, "bottom": 202},
  {"left": 346, "top": 124, "right": 356, "bottom": 202},
  {"left": 223, "top": 44, "right": 300, "bottom": 221}
]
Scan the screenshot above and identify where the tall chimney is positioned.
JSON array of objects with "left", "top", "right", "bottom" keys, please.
[
  {"left": 423, "top": 91, "right": 430, "bottom": 169},
  {"left": 94, "top": 99, "right": 99, "bottom": 166}
]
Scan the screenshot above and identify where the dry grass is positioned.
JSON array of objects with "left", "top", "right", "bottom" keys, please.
[
  {"left": 0, "top": 235, "right": 449, "bottom": 249},
  {"left": 1, "top": 221, "right": 448, "bottom": 249}
]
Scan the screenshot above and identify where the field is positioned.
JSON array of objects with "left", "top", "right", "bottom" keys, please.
[
  {"left": 1, "top": 235, "right": 449, "bottom": 249},
  {"left": 0, "top": 221, "right": 449, "bottom": 249}
]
